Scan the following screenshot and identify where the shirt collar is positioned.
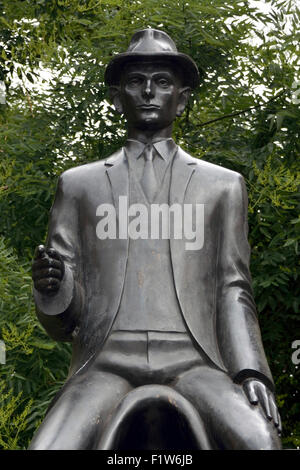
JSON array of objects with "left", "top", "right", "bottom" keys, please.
[{"left": 124, "top": 138, "right": 177, "bottom": 163}]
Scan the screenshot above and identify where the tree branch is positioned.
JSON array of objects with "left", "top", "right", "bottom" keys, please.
[{"left": 196, "top": 89, "right": 287, "bottom": 128}]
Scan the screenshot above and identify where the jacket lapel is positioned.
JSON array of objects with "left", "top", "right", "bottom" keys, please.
[
  {"left": 102, "top": 149, "right": 130, "bottom": 340},
  {"left": 169, "top": 146, "right": 196, "bottom": 206},
  {"left": 105, "top": 148, "right": 129, "bottom": 215},
  {"left": 169, "top": 146, "right": 197, "bottom": 333}
]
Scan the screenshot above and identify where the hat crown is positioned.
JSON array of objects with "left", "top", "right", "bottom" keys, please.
[
  {"left": 127, "top": 29, "right": 178, "bottom": 54},
  {"left": 105, "top": 28, "right": 201, "bottom": 88}
]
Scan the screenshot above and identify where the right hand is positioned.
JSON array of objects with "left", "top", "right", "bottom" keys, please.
[{"left": 32, "top": 245, "right": 65, "bottom": 294}]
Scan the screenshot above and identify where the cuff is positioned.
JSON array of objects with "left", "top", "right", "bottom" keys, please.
[
  {"left": 33, "top": 264, "right": 75, "bottom": 316},
  {"left": 233, "top": 369, "right": 275, "bottom": 393}
]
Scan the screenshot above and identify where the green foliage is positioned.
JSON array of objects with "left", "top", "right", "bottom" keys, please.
[
  {"left": 0, "top": 0, "right": 299, "bottom": 449},
  {"left": 0, "top": 237, "right": 71, "bottom": 449},
  {"left": 0, "top": 379, "right": 33, "bottom": 450}
]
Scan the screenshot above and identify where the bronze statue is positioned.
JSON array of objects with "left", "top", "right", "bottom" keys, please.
[{"left": 30, "top": 29, "right": 282, "bottom": 449}]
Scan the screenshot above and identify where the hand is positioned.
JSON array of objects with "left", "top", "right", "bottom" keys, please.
[
  {"left": 243, "top": 378, "right": 282, "bottom": 435},
  {"left": 32, "top": 245, "right": 65, "bottom": 294}
]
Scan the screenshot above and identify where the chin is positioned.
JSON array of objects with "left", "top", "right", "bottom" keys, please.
[
  {"left": 137, "top": 117, "right": 173, "bottom": 131},
  {"left": 136, "top": 119, "right": 161, "bottom": 130}
]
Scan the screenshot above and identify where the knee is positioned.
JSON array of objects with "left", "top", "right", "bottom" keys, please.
[{"left": 245, "top": 419, "right": 282, "bottom": 450}]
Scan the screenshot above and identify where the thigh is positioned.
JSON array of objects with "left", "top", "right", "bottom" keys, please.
[
  {"left": 172, "top": 365, "right": 281, "bottom": 450},
  {"left": 29, "top": 369, "right": 133, "bottom": 450}
]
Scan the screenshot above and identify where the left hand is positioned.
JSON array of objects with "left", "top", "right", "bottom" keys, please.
[{"left": 243, "top": 378, "right": 282, "bottom": 435}]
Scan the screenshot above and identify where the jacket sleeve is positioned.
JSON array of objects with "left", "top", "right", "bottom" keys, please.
[
  {"left": 33, "top": 171, "right": 83, "bottom": 342},
  {"left": 216, "top": 173, "right": 274, "bottom": 391}
]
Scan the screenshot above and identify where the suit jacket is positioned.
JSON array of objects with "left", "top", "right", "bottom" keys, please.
[{"left": 34, "top": 144, "right": 274, "bottom": 390}]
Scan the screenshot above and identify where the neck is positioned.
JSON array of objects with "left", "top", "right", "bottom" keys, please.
[{"left": 127, "top": 123, "right": 173, "bottom": 143}]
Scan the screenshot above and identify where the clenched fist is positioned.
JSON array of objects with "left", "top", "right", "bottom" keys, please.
[{"left": 32, "top": 245, "right": 65, "bottom": 294}]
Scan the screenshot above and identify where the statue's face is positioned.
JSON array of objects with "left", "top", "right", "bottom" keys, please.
[{"left": 116, "top": 62, "right": 189, "bottom": 131}]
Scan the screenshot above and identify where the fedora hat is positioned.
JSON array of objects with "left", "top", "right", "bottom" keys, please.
[{"left": 105, "top": 29, "right": 201, "bottom": 89}]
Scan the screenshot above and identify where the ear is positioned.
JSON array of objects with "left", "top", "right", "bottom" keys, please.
[
  {"left": 109, "top": 86, "right": 123, "bottom": 114},
  {"left": 176, "top": 87, "right": 191, "bottom": 117}
]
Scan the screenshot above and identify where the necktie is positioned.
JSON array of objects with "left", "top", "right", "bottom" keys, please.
[{"left": 141, "top": 144, "right": 158, "bottom": 202}]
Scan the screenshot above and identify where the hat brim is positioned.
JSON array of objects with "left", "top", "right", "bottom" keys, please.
[{"left": 104, "top": 52, "right": 202, "bottom": 89}]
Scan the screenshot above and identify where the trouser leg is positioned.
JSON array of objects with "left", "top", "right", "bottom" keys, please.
[
  {"left": 172, "top": 365, "right": 281, "bottom": 450},
  {"left": 29, "top": 368, "right": 132, "bottom": 450}
]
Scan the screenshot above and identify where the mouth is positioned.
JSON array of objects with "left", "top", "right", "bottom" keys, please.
[{"left": 137, "top": 105, "right": 160, "bottom": 110}]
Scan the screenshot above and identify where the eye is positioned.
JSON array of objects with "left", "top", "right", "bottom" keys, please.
[
  {"left": 156, "top": 77, "right": 170, "bottom": 87},
  {"left": 127, "top": 76, "right": 143, "bottom": 87}
]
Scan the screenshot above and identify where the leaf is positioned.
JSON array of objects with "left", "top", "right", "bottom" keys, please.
[
  {"left": 26, "top": 73, "right": 34, "bottom": 84},
  {"left": 16, "top": 67, "right": 22, "bottom": 80},
  {"left": 283, "top": 238, "right": 297, "bottom": 247},
  {"left": 29, "top": 341, "right": 56, "bottom": 351}
]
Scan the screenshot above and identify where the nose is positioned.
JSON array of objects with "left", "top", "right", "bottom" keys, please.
[{"left": 142, "top": 79, "right": 154, "bottom": 99}]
